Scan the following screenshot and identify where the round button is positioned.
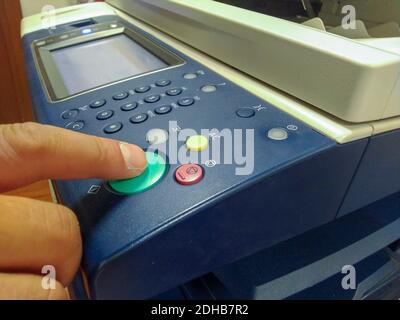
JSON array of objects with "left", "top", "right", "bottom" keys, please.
[
  {"left": 144, "top": 95, "right": 161, "bottom": 103},
  {"left": 156, "top": 80, "right": 171, "bottom": 87},
  {"left": 66, "top": 121, "right": 85, "bottom": 131},
  {"left": 175, "top": 164, "right": 204, "bottom": 186},
  {"left": 186, "top": 135, "right": 209, "bottom": 152},
  {"left": 178, "top": 98, "right": 195, "bottom": 107},
  {"left": 166, "top": 88, "right": 183, "bottom": 96},
  {"left": 61, "top": 109, "right": 79, "bottom": 120},
  {"left": 109, "top": 152, "right": 167, "bottom": 195},
  {"left": 121, "top": 102, "right": 138, "bottom": 112},
  {"left": 130, "top": 113, "right": 149, "bottom": 124},
  {"left": 110, "top": 23, "right": 118, "bottom": 28},
  {"left": 96, "top": 110, "right": 114, "bottom": 120},
  {"left": 201, "top": 85, "right": 217, "bottom": 93},
  {"left": 155, "top": 105, "right": 172, "bottom": 115},
  {"left": 135, "top": 86, "right": 151, "bottom": 94},
  {"left": 236, "top": 108, "right": 255, "bottom": 118},
  {"left": 104, "top": 122, "right": 123, "bottom": 134},
  {"left": 183, "top": 73, "right": 198, "bottom": 80},
  {"left": 146, "top": 129, "right": 169, "bottom": 145},
  {"left": 267, "top": 128, "right": 289, "bottom": 141},
  {"left": 113, "top": 92, "right": 129, "bottom": 100},
  {"left": 90, "top": 99, "right": 106, "bottom": 108}
]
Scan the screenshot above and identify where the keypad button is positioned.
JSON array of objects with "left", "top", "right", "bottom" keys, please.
[
  {"left": 109, "top": 152, "right": 167, "bottom": 195},
  {"left": 134, "top": 86, "right": 151, "bottom": 94},
  {"left": 130, "top": 113, "right": 149, "bottom": 124},
  {"left": 201, "top": 85, "right": 217, "bottom": 93},
  {"left": 183, "top": 73, "right": 198, "bottom": 80},
  {"left": 178, "top": 98, "right": 195, "bottom": 107},
  {"left": 90, "top": 99, "right": 106, "bottom": 108},
  {"left": 166, "top": 88, "right": 183, "bottom": 96},
  {"left": 236, "top": 108, "right": 255, "bottom": 118},
  {"left": 121, "top": 102, "right": 138, "bottom": 112},
  {"left": 146, "top": 129, "right": 169, "bottom": 145},
  {"left": 96, "top": 110, "right": 114, "bottom": 120},
  {"left": 155, "top": 105, "right": 172, "bottom": 115},
  {"left": 61, "top": 109, "right": 79, "bottom": 120},
  {"left": 175, "top": 164, "right": 204, "bottom": 186},
  {"left": 113, "top": 91, "right": 129, "bottom": 100},
  {"left": 267, "top": 128, "right": 288, "bottom": 141},
  {"left": 104, "top": 122, "right": 123, "bottom": 134},
  {"left": 66, "top": 121, "right": 85, "bottom": 131},
  {"left": 156, "top": 79, "right": 171, "bottom": 87},
  {"left": 186, "top": 135, "right": 209, "bottom": 152},
  {"left": 144, "top": 95, "right": 161, "bottom": 104}
]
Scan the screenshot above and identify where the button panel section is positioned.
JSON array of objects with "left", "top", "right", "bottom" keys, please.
[
  {"left": 267, "top": 128, "right": 289, "bottom": 141},
  {"left": 178, "top": 98, "right": 195, "bottom": 107},
  {"left": 121, "top": 102, "right": 138, "bottom": 112},
  {"left": 113, "top": 92, "right": 129, "bottom": 101},
  {"left": 186, "top": 135, "right": 209, "bottom": 152},
  {"left": 66, "top": 121, "right": 85, "bottom": 131},
  {"left": 175, "top": 164, "right": 204, "bottom": 186},
  {"left": 156, "top": 80, "right": 171, "bottom": 87},
  {"left": 130, "top": 113, "right": 149, "bottom": 124},
  {"left": 135, "top": 86, "right": 151, "bottom": 94},
  {"left": 146, "top": 129, "right": 169, "bottom": 145},
  {"left": 155, "top": 105, "right": 172, "bottom": 115},
  {"left": 236, "top": 108, "right": 255, "bottom": 118},
  {"left": 104, "top": 122, "right": 123, "bottom": 134},
  {"left": 61, "top": 109, "right": 79, "bottom": 120},
  {"left": 59, "top": 73, "right": 273, "bottom": 139},
  {"left": 166, "top": 88, "right": 183, "bottom": 96},
  {"left": 90, "top": 99, "right": 106, "bottom": 108},
  {"left": 96, "top": 110, "right": 114, "bottom": 120},
  {"left": 109, "top": 152, "right": 167, "bottom": 195}
]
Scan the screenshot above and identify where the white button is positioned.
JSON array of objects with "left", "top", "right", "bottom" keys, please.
[
  {"left": 110, "top": 24, "right": 118, "bottom": 28},
  {"left": 201, "top": 85, "right": 217, "bottom": 93},
  {"left": 184, "top": 73, "right": 198, "bottom": 80},
  {"left": 267, "top": 128, "right": 288, "bottom": 141},
  {"left": 82, "top": 28, "right": 92, "bottom": 34},
  {"left": 146, "top": 129, "right": 169, "bottom": 145}
]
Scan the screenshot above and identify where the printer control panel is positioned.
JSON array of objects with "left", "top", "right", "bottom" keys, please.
[{"left": 22, "top": 15, "right": 366, "bottom": 299}]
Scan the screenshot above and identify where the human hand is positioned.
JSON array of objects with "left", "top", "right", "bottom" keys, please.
[{"left": 0, "top": 123, "right": 147, "bottom": 299}]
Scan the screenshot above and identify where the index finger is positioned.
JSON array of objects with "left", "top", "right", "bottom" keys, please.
[{"left": 0, "top": 123, "right": 147, "bottom": 192}]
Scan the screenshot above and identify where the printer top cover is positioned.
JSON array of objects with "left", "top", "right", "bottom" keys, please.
[{"left": 107, "top": 0, "right": 400, "bottom": 123}]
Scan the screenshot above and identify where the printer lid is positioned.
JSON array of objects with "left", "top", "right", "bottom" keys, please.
[{"left": 106, "top": 0, "right": 400, "bottom": 123}]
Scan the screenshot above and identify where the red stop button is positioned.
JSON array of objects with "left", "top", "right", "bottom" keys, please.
[{"left": 175, "top": 164, "right": 204, "bottom": 186}]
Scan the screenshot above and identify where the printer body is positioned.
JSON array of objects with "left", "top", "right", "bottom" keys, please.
[{"left": 21, "top": 0, "right": 400, "bottom": 299}]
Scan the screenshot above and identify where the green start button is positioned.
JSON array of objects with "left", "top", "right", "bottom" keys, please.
[{"left": 109, "top": 152, "right": 167, "bottom": 195}]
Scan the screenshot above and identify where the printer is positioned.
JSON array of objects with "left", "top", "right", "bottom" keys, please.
[{"left": 21, "top": 0, "right": 400, "bottom": 299}]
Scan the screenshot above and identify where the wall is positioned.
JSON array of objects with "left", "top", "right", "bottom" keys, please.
[{"left": 0, "top": 0, "right": 33, "bottom": 123}]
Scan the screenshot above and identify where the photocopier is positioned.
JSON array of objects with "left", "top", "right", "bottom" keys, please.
[{"left": 21, "top": 0, "right": 400, "bottom": 299}]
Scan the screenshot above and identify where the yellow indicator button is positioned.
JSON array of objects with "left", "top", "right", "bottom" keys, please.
[{"left": 186, "top": 135, "right": 209, "bottom": 152}]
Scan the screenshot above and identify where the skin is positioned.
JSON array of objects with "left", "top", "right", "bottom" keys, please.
[{"left": 0, "top": 122, "right": 147, "bottom": 300}]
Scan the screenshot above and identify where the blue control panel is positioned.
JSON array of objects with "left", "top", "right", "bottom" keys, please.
[{"left": 23, "top": 16, "right": 369, "bottom": 299}]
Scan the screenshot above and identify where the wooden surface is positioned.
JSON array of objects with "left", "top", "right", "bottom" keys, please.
[
  {"left": 0, "top": 0, "right": 33, "bottom": 124},
  {"left": 5, "top": 181, "right": 53, "bottom": 202}
]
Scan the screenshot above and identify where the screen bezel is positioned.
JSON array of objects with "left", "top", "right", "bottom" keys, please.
[{"left": 33, "top": 25, "right": 185, "bottom": 102}]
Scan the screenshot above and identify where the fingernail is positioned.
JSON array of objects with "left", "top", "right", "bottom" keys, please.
[{"left": 120, "top": 143, "right": 147, "bottom": 173}]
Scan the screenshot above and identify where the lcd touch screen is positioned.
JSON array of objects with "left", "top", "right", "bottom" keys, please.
[{"left": 50, "top": 34, "right": 169, "bottom": 95}]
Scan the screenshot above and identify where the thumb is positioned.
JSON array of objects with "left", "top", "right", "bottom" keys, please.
[{"left": 0, "top": 123, "right": 147, "bottom": 192}]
